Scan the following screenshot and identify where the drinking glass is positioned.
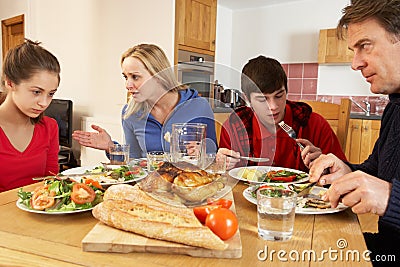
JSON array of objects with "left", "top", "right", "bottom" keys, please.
[
  {"left": 170, "top": 123, "right": 207, "bottom": 167},
  {"left": 147, "top": 151, "right": 167, "bottom": 171},
  {"left": 257, "top": 187, "right": 297, "bottom": 241},
  {"left": 203, "top": 153, "right": 226, "bottom": 174},
  {"left": 109, "top": 144, "right": 130, "bottom": 165}
]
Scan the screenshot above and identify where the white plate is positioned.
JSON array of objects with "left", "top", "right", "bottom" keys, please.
[
  {"left": 242, "top": 186, "right": 348, "bottom": 215},
  {"left": 228, "top": 166, "right": 309, "bottom": 185},
  {"left": 61, "top": 164, "right": 148, "bottom": 186},
  {"left": 16, "top": 200, "right": 94, "bottom": 215}
]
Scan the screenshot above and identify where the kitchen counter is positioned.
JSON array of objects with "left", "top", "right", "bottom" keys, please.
[
  {"left": 350, "top": 113, "right": 382, "bottom": 120},
  {"left": 213, "top": 106, "right": 234, "bottom": 113}
]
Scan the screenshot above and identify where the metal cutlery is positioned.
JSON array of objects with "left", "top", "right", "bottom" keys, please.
[
  {"left": 227, "top": 155, "right": 270, "bottom": 163},
  {"left": 278, "top": 121, "right": 305, "bottom": 150},
  {"left": 295, "top": 182, "right": 318, "bottom": 197}
]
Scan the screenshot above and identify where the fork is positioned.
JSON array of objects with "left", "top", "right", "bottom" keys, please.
[{"left": 278, "top": 121, "right": 305, "bottom": 150}]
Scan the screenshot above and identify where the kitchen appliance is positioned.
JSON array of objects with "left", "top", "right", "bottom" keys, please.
[
  {"left": 221, "top": 88, "right": 246, "bottom": 108},
  {"left": 177, "top": 50, "right": 214, "bottom": 99}
]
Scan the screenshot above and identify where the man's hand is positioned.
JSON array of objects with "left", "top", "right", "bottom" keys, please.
[{"left": 324, "top": 170, "right": 391, "bottom": 215}]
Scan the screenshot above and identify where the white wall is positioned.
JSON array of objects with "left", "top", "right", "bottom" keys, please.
[
  {"left": 0, "top": 0, "right": 29, "bottom": 68},
  {"left": 0, "top": 0, "right": 175, "bottom": 164},
  {"left": 216, "top": 0, "right": 372, "bottom": 95}
]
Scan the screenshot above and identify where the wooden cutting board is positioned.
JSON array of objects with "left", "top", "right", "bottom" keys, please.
[{"left": 81, "top": 190, "right": 242, "bottom": 258}]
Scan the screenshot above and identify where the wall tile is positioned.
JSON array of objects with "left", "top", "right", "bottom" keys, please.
[
  {"left": 282, "top": 64, "right": 289, "bottom": 75},
  {"left": 302, "top": 79, "right": 317, "bottom": 94},
  {"left": 303, "top": 63, "right": 318, "bottom": 78},
  {"left": 287, "top": 94, "right": 301, "bottom": 101},
  {"left": 288, "top": 78, "right": 302, "bottom": 94},
  {"left": 301, "top": 94, "right": 317, "bottom": 101},
  {"left": 288, "top": 63, "right": 303, "bottom": 78}
]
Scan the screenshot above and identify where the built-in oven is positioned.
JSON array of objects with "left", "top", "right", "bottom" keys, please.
[{"left": 177, "top": 50, "right": 214, "bottom": 99}]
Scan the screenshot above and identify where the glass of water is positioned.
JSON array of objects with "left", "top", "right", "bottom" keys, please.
[
  {"left": 257, "top": 187, "right": 297, "bottom": 241},
  {"left": 109, "top": 144, "right": 130, "bottom": 165}
]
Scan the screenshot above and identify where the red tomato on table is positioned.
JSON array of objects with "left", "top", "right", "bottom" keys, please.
[{"left": 205, "top": 208, "right": 238, "bottom": 240}]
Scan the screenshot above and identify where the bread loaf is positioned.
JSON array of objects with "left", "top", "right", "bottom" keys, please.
[{"left": 92, "top": 184, "right": 228, "bottom": 250}]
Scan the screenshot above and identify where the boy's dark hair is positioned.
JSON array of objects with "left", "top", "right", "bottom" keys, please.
[{"left": 241, "top": 56, "right": 287, "bottom": 100}]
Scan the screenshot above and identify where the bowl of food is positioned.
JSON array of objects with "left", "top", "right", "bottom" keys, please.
[{"left": 138, "top": 161, "right": 227, "bottom": 205}]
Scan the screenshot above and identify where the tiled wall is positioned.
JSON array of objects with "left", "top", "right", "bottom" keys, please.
[{"left": 282, "top": 63, "right": 389, "bottom": 115}]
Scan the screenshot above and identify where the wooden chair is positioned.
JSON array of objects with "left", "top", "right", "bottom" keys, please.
[{"left": 302, "top": 98, "right": 351, "bottom": 152}]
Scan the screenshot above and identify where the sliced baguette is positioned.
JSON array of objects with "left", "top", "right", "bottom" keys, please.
[{"left": 92, "top": 184, "right": 228, "bottom": 250}]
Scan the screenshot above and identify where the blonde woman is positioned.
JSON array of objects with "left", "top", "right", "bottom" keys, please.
[{"left": 73, "top": 44, "right": 216, "bottom": 158}]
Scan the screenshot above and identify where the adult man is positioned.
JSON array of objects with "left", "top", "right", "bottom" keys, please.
[
  {"left": 309, "top": 0, "right": 400, "bottom": 263},
  {"left": 217, "top": 56, "right": 346, "bottom": 172}
]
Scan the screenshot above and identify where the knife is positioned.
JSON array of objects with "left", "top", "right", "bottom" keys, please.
[{"left": 238, "top": 156, "right": 270, "bottom": 163}]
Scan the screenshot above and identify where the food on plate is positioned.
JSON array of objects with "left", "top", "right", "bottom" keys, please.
[
  {"left": 92, "top": 184, "right": 228, "bottom": 250},
  {"left": 64, "top": 165, "right": 146, "bottom": 185},
  {"left": 304, "top": 198, "right": 331, "bottom": 209},
  {"left": 70, "top": 183, "right": 96, "bottom": 204},
  {"left": 261, "top": 169, "right": 308, "bottom": 183},
  {"left": 17, "top": 179, "right": 104, "bottom": 212},
  {"left": 138, "top": 161, "right": 225, "bottom": 203},
  {"left": 237, "top": 168, "right": 263, "bottom": 181},
  {"left": 205, "top": 208, "right": 238, "bottom": 240}
]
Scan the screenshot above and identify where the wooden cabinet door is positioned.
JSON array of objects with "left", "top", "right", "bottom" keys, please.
[
  {"left": 318, "top": 28, "right": 354, "bottom": 64},
  {"left": 175, "top": 0, "right": 216, "bottom": 53},
  {"left": 346, "top": 119, "right": 363, "bottom": 163},
  {"left": 345, "top": 119, "right": 381, "bottom": 164},
  {"left": 359, "top": 120, "right": 381, "bottom": 162}
]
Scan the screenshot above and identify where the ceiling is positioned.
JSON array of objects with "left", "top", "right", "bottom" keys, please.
[{"left": 218, "top": 0, "right": 307, "bottom": 10}]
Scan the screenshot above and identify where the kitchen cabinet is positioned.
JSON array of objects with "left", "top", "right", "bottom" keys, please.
[
  {"left": 345, "top": 118, "right": 381, "bottom": 164},
  {"left": 214, "top": 112, "right": 230, "bottom": 145},
  {"left": 175, "top": 0, "right": 217, "bottom": 57},
  {"left": 318, "top": 28, "right": 354, "bottom": 64}
]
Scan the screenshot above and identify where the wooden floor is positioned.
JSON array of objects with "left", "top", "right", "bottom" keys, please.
[{"left": 358, "top": 213, "right": 379, "bottom": 233}]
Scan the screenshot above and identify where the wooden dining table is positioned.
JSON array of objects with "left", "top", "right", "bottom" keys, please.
[{"left": 0, "top": 181, "right": 372, "bottom": 267}]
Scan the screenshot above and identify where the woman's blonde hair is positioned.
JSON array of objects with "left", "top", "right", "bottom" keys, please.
[{"left": 122, "top": 44, "right": 186, "bottom": 119}]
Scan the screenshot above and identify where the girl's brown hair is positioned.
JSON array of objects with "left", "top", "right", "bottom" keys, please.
[{"left": 0, "top": 39, "right": 61, "bottom": 123}]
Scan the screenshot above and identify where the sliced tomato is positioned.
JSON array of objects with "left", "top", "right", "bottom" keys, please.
[
  {"left": 270, "top": 175, "right": 296, "bottom": 182},
  {"left": 71, "top": 183, "right": 95, "bottom": 204},
  {"left": 84, "top": 179, "right": 103, "bottom": 190},
  {"left": 205, "top": 208, "right": 238, "bottom": 240},
  {"left": 30, "top": 185, "right": 56, "bottom": 210},
  {"left": 139, "top": 160, "right": 147, "bottom": 167},
  {"left": 207, "top": 198, "right": 232, "bottom": 209},
  {"left": 258, "top": 185, "right": 273, "bottom": 190},
  {"left": 193, "top": 204, "right": 221, "bottom": 224},
  {"left": 125, "top": 167, "right": 141, "bottom": 176}
]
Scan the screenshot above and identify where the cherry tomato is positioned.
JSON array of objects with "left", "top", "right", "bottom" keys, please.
[
  {"left": 71, "top": 183, "right": 95, "bottom": 204},
  {"left": 207, "top": 198, "right": 232, "bottom": 209},
  {"left": 84, "top": 178, "right": 103, "bottom": 190},
  {"left": 30, "top": 185, "right": 56, "bottom": 210},
  {"left": 193, "top": 204, "right": 221, "bottom": 224},
  {"left": 205, "top": 208, "right": 238, "bottom": 240}
]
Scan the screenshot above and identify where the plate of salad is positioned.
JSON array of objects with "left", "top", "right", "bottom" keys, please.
[
  {"left": 228, "top": 166, "right": 309, "bottom": 184},
  {"left": 16, "top": 178, "right": 104, "bottom": 214},
  {"left": 61, "top": 164, "right": 147, "bottom": 186}
]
